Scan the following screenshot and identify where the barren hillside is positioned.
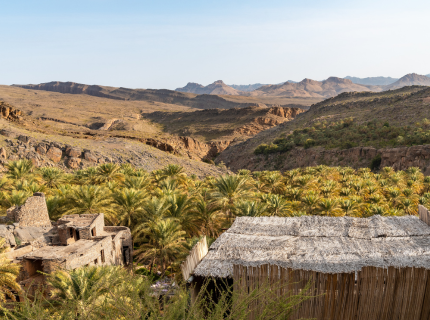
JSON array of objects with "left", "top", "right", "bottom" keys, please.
[
  {"left": 144, "top": 105, "right": 305, "bottom": 142},
  {"left": 217, "top": 86, "right": 430, "bottom": 171},
  {"left": 0, "top": 84, "right": 305, "bottom": 173}
]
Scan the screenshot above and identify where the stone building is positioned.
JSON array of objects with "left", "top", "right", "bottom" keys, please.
[
  {"left": 6, "top": 192, "right": 51, "bottom": 227},
  {"left": 0, "top": 193, "right": 132, "bottom": 295}
]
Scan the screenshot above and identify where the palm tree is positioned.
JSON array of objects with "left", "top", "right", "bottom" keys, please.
[
  {"left": 157, "top": 178, "right": 180, "bottom": 197},
  {"left": 301, "top": 192, "right": 320, "bottom": 215},
  {"left": 317, "top": 198, "right": 342, "bottom": 216},
  {"left": 39, "top": 167, "right": 65, "bottom": 188},
  {"left": 6, "top": 160, "right": 34, "bottom": 181},
  {"left": 260, "top": 172, "right": 285, "bottom": 195},
  {"left": 398, "top": 198, "right": 417, "bottom": 215},
  {"left": 119, "top": 163, "right": 136, "bottom": 176},
  {"left": 285, "top": 187, "right": 303, "bottom": 201},
  {"left": 235, "top": 200, "right": 267, "bottom": 217},
  {"left": 165, "top": 193, "right": 198, "bottom": 236},
  {"left": 156, "top": 164, "right": 187, "bottom": 185},
  {"left": 96, "top": 163, "right": 124, "bottom": 184},
  {"left": 74, "top": 167, "right": 99, "bottom": 185},
  {"left": 211, "top": 174, "right": 251, "bottom": 220},
  {"left": 112, "top": 188, "right": 148, "bottom": 229},
  {"left": 122, "top": 175, "right": 151, "bottom": 190},
  {"left": 339, "top": 199, "right": 362, "bottom": 217},
  {"left": 1, "top": 190, "right": 31, "bottom": 207},
  {"left": 46, "top": 266, "right": 124, "bottom": 318},
  {"left": 46, "top": 195, "right": 65, "bottom": 220},
  {"left": 141, "top": 196, "right": 171, "bottom": 223},
  {"left": 0, "top": 238, "right": 21, "bottom": 304},
  {"left": 134, "top": 219, "right": 186, "bottom": 275},
  {"left": 0, "top": 177, "right": 10, "bottom": 192},
  {"left": 191, "top": 198, "right": 224, "bottom": 237},
  {"left": 64, "top": 185, "right": 113, "bottom": 216},
  {"left": 264, "top": 194, "right": 292, "bottom": 216}
]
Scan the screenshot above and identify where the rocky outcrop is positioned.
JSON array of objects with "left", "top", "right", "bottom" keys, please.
[
  {"left": 83, "top": 151, "right": 98, "bottom": 163},
  {"left": 268, "top": 106, "right": 304, "bottom": 118},
  {"left": 66, "top": 157, "right": 81, "bottom": 169},
  {"left": 221, "top": 144, "right": 430, "bottom": 174},
  {"left": 0, "top": 134, "right": 109, "bottom": 170},
  {"left": 0, "top": 147, "right": 6, "bottom": 160},
  {"left": 46, "top": 146, "right": 63, "bottom": 163},
  {"left": 0, "top": 102, "right": 23, "bottom": 121},
  {"left": 98, "top": 119, "right": 124, "bottom": 131},
  {"left": 65, "top": 146, "right": 82, "bottom": 158},
  {"left": 178, "top": 137, "right": 231, "bottom": 159}
]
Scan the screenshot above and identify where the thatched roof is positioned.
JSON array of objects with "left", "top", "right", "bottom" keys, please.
[{"left": 194, "top": 215, "right": 430, "bottom": 277}]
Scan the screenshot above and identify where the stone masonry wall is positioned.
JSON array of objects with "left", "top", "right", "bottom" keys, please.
[{"left": 11, "top": 193, "right": 51, "bottom": 227}]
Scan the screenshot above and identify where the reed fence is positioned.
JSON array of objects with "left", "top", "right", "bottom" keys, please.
[
  {"left": 181, "top": 236, "right": 208, "bottom": 280},
  {"left": 419, "top": 204, "right": 430, "bottom": 226},
  {"left": 233, "top": 264, "right": 430, "bottom": 320}
]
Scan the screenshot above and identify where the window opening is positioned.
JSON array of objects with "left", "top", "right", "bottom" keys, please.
[{"left": 101, "top": 249, "right": 105, "bottom": 263}]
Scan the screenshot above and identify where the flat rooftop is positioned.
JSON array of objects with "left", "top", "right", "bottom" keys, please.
[
  {"left": 57, "top": 214, "right": 99, "bottom": 228},
  {"left": 23, "top": 239, "right": 99, "bottom": 260}
]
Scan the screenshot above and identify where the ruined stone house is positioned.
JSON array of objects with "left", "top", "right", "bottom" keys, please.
[{"left": 0, "top": 193, "right": 132, "bottom": 294}]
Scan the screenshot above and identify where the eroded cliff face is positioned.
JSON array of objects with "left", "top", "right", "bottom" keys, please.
[
  {"left": 138, "top": 105, "right": 305, "bottom": 160},
  {"left": 220, "top": 144, "right": 430, "bottom": 175}
]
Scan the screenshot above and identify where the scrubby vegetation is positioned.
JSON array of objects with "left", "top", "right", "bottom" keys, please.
[
  {"left": 255, "top": 118, "right": 430, "bottom": 155},
  {"left": 0, "top": 264, "right": 313, "bottom": 319}
]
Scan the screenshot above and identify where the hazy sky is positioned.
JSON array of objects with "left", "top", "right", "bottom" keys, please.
[{"left": 1, "top": 0, "right": 429, "bottom": 89}]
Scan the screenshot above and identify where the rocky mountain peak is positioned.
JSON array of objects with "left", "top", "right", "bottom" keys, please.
[{"left": 325, "top": 77, "right": 352, "bottom": 84}]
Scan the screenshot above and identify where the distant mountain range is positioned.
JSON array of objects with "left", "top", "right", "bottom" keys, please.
[
  {"left": 344, "top": 76, "right": 399, "bottom": 86},
  {"left": 249, "top": 77, "right": 376, "bottom": 98},
  {"left": 175, "top": 80, "right": 242, "bottom": 95},
  {"left": 385, "top": 73, "right": 430, "bottom": 90},
  {"left": 228, "top": 81, "right": 297, "bottom": 92},
  {"left": 176, "top": 73, "right": 430, "bottom": 98}
]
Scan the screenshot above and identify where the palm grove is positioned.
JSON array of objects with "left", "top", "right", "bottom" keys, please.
[
  {"left": 1, "top": 160, "right": 429, "bottom": 275},
  {"left": 0, "top": 160, "right": 429, "bottom": 317}
]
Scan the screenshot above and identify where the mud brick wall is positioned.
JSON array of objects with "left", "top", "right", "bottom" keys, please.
[
  {"left": 42, "top": 260, "right": 66, "bottom": 274},
  {"left": 106, "top": 228, "right": 133, "bottom": 266},
  {"left": 11, "top": 194, "right": 51, "bottom": 227},
  {"left": 17, "top": 260, "right": 30, "bottom": 282},
  {"left": 88, "top": 213, "right": 105, "bottom": 238},
  {"left": 58, "top": 228, "right": 69, "bottom": 245},
  {"left": 78, "top": 227, "right": 91, "bottom": 240},
  {"left": 66, "top": 237, "right": 114, "bottom": 270}
]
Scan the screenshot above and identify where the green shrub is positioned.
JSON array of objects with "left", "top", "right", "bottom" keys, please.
[
  {"left": 370, "top": 154, "right": 382, "bottom": 171},
  {"left": 254, "top": 118, "right": 430, "bottom": 156}
]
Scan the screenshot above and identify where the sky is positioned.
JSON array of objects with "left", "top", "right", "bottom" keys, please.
[{"left": 1, "top": 0, "right": 430, "bottom": 89}]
